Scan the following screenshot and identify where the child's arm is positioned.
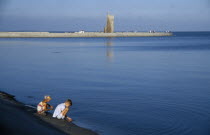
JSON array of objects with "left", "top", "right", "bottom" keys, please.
[
  {"left": 61, "top": 107, "right": 69, "bottom": 116},
  {"left": 46, "top": 104, "right": 53, "bottom": 111}
]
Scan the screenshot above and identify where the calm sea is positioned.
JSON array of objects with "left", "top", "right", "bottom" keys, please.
[{"left": 0, "top": 32, "right": 210, "bottom": 135}]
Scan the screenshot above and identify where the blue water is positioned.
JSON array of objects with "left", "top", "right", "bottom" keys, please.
[{"left": 0, "top": 32, "right": 210, "bottom": 135}]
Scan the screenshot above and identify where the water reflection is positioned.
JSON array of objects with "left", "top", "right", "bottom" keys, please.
[{"left": 105, "top": 38, "right": 114, "bottom": 61}]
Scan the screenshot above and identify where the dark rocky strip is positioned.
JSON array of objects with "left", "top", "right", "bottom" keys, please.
[{"left": 0, "top": 91, "right": 98, "bottom": 135}]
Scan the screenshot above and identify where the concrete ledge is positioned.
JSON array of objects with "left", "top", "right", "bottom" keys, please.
[
  {"left": 0, "top": 32, "right": 173, "bottom": 38},
  {"left": 0, "top": 91, "right": 98, "bottom": 135}
]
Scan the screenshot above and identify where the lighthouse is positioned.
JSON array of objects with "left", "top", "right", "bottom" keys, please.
[{"left": 104, "top": 14, "right": 114, "bottom": 33}]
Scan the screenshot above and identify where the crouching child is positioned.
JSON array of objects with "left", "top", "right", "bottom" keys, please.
[
  {"left": 52, "top": 99, "right": 73, "bottom": 122},
  {"left": 37, "top": 95, "right": 53, "bottom": 115}
]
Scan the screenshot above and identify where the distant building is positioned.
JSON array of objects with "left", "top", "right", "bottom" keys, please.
[{"left": 104, "top": 14, "right": 114, "bottom": 33}]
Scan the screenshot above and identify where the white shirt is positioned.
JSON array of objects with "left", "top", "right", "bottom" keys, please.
[{"left": 53, "top": 103, "right": 65, "bottom": 119}]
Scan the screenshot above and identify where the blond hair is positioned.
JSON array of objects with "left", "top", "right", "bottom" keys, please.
[{"left": 44, "top": 95, "right": 51, "bottom": 100}]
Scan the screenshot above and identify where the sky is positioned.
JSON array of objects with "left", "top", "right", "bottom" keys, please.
[{"left": 0, "top": 0, "right": 210, "bottom": 31}]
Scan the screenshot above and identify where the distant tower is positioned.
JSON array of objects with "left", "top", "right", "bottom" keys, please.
[{"left": 104, "top": 14, "right": 114, "bottom": 33}]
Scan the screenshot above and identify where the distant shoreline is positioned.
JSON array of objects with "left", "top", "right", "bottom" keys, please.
[
  {"left": 0, "top": 32, "right": 173, "bottom": 38},
  {"left": 0, "top": 91, "right": 98, "bottom": 135}
]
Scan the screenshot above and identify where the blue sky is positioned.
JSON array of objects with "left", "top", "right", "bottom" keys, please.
[{"left": 0, "top": 0, "right": 209, "bottom": 31}]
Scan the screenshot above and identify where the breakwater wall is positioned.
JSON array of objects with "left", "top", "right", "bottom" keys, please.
[{"left": 0, "top": 32, "right": 173, "bottom": 38}]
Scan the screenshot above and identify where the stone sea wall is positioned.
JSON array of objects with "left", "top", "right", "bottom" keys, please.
[{"left": 0, "top": 32, "right": 172, "bottom": 38}]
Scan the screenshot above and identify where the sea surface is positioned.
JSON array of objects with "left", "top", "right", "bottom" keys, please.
[{"left": 0, "top": 32, "right": 210, "bottom": 135}]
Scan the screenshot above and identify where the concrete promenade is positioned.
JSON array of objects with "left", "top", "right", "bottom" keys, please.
[{"left": 0, "top": 32, "right": 172, "bottom": 38}]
